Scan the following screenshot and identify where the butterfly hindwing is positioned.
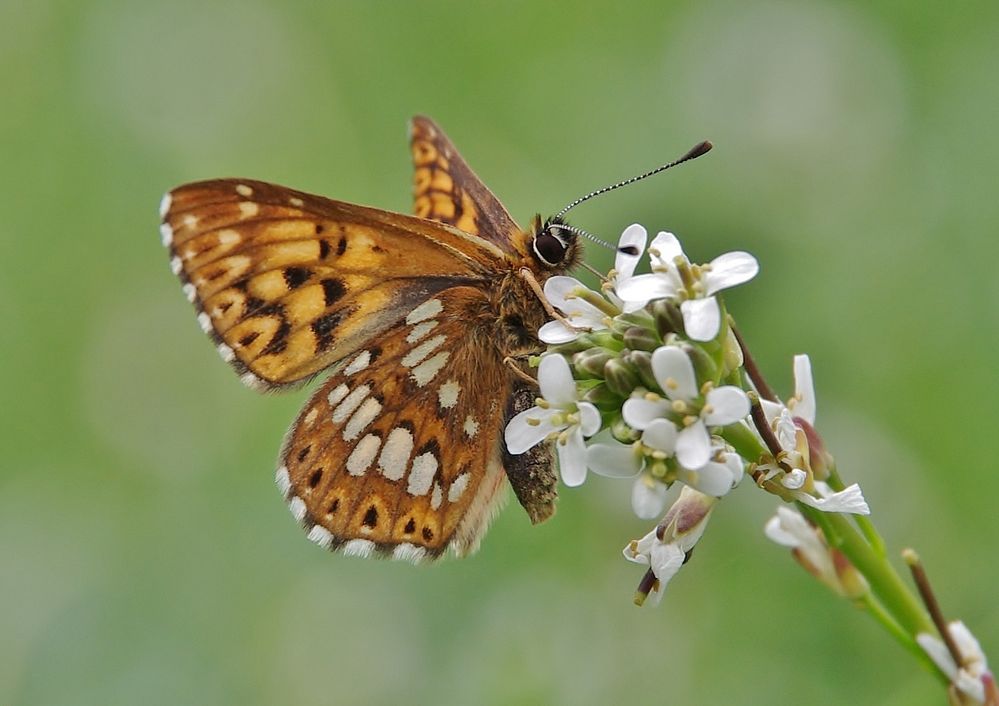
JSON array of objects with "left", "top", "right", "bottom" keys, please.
[
  {"left": 277, "top": 286, "right": 512, "bottom": 560},
  {"left": 161, "top": 178, "right": 507, "bottom": 388}
]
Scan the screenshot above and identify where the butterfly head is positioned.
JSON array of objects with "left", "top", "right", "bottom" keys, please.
[{"left": 530, "top": 215, "right": 581, "bottom": 272}]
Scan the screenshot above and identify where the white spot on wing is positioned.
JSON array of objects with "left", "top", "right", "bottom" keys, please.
[
  {"left": 437, "top": 380, "right": 460, "bottom": 409},
  {"left": 344, "top": 350, "right": 371, "bottom": 376},
  {"left": 289, "top": 196, "right": 304, "bottom": 208},
  {"left": 343, "top": 397, "right": 382, "bottom": 441},
  {"left": 217, "top": 229, "right": 241, "bottom": 246},
  {"left": 303, "top": 407, "right": 319, "bottom": 427},
  {"left": 182, "top": 283, "right": 196, "bottom": 302},
  {"left": 217, "top": 343, "right": 234, "bottom": 362},
  {"left": 241, "top": 372, "right": 266, "bottom": 390},
  {"left": 430, "top": 482, "right": 443, "bottom": 511},
  {"left": 182, "top": 214, "right": 198, "bottom": 228},
  {"left": 410, "top": 351, "right": 450, "bottom": 387},
  {"left": 238, "top": 201, "right": 259, "bottom": 219},
  {"left": 392, "top": 543, "right": 427, "bottom": 564},
  {"left": 448, "top": 472, "right": 470, "bottom": 502},
  {"left": 342, "top": 539, "right": 375, "bottom": 558},
  {"left": 327, "top": 383, "right": 349, "bottom": 406},
  {"left": 406, "top": 320, "right": 438, "bottom": 343},
  {"left": 307, "top": 525, "right": 334, "bottom": 550},
  {"left": 347, "top": 434, "right": 382, "bottom": 476},
  {"left": 289, "top": 496, "right": 307, "bottom": 524},
  {"left": 275, "top": 466, "right": 291, "bottom": 498},
  {"left": 159, "top": 192, "right": 172, "bottom": 218},
  {"left": 331, "top": 385, "right": 370, "bottom": 423},
  {"left": 407, "top": 452, "right": 438, "bottom": 496},
  {"left": 401, "top": 335, "right": 446, "bottom": 368},
  {"left": 378, "top": 427, "right": 414, "bottom": 481},
  {"left": 197, "top": 312, "right": 213, "bottom": 333},
  {"left": 463, "top": 415, "right": 479, "bottom": 438},
  {"left": 171, "top": 256, "right": 183, "bottom": 275},
  {"left": 406, "top": 298, "right": 443, "bottom": 325},
  {"left": 160, "top": 222, "right": 173, "bottom": 246},
  {"left": 236, "top": 183, "right": 253, "bottom": 197}
]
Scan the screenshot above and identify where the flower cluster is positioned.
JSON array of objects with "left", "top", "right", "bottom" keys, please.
[
  {"left": 503, "top": 222, "right": 992, "bottom": 702},
  {"left": 505, "top": 224, "right": 872, "bottom": 599}
]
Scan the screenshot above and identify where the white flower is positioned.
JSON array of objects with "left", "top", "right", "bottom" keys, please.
[
  {"left": 623, "top": 486, "right": 716, "bottom": 605},
  {"left": 758, "top": 357, "right": 870, "bottom": 515},
  {"left": 765, "top": 506, "right": 868, "bottom": 597},
  {"left": 622, "top": 345, "right": 750, "bottom": 469},
  {"left": 615, "top": 231, "right": 759, "bottom": 341},
  {"left": 538, "top": 276, "right": 610, "bottom": 344},
  {"left": 505, "top": 354, "right": 601, "bottom": 486},
  {"left": 917, "top": 622, "right": 992, "bottom": 704},
  {"left": 587, "top": 419, "right": 744, "bottom": 509}
]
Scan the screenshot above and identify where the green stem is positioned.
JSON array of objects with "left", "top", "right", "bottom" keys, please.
[
  {"left": 826, "top": 467, "right": 886, "bottom": 557},
  {"left": 720, "top": 423, "right": 766, "bottom": 462},
  {"left": 804, "top": 506, "right": 934, "bottom": 637}
]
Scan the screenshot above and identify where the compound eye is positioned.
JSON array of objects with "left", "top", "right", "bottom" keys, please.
[{"left": 533, "top": 229, "right": 567, "bottom": 266}]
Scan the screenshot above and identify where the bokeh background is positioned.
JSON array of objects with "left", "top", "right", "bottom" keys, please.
[{"left": 3, "top": 1, "right": 998, "bottom": 704}]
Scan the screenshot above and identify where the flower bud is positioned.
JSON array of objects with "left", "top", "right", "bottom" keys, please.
[
  {"left": 682, "top": 344, "right": 718, "bottom": 386},
  {"left": 798, "top": 418, "right": 833, "bottom": 481},
  {"left": 572, "top": 347, "right": 615, "bottom": 379},
  {"left": 624, "top": 350, "right": 660, "bottom": 391},
  {"left": 583, "top": 382, "right": 623, "bottom": 412},
  {"left": 651, "top": 299, "right": 684, "bottom": 338},
  {"left": 831, "top": 549, "right": 870, "bottom": 600},
  {"left": 603, "top": 358, "right": 640, "bottom": 397},
  {"left": 623, "top": 326, "right": 660, "bottom": 352},
  {"left": 610, "top": 414, "right": 640, "bottom": 444}
]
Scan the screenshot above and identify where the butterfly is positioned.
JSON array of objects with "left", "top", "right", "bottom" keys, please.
[{"left": 159, "top": 116, "right": 583, "bottom": 562}]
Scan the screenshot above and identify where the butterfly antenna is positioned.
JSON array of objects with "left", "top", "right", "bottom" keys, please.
[{"left": 552, "top": 140, "right": 713, "bottom": 221}]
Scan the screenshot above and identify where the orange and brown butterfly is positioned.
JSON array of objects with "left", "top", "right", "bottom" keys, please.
[{"left": 159, "top": 116, "right": 584, "bottom": 562}]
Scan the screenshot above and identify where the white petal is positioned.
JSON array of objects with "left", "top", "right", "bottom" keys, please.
[
  {"left": 703, "top": 386, "right": 750, "bottom": 426},
  {"left": 622, "top": 529, "right": 657, "bottom": 565},
  {"left": 538, "top": 320, "right": 579, "bottom": 344},
  {"left": 680, "top": 297, "right": 721, "bottom": 341},
  {"left": 577, "top": 402, "right": 602, "bottom": 437},
  {"left": 775, "top": 409, "right": 799, "bottom": 452},
  {"left": 587, "top": 441, "right": 641, "bottom": 478},
  {"left": 615, "top": 224, "right": 647, "bottom": 280},
  {"left": 722, "top": 452, "right": 745, "bottom": 487},
  {"left": 557, "top": 428, "right": 588, "bottom": 487},
  {"left": 641, "top": 418, "right": 679, "bottom": 454},
  {"left": 649, "top": 542, "right": 686, "bottom": 588},
  {"left": 632, "top": 476, "right": 669, "bottom": 519},
  {"left": 505, "top": 408, "right": 559, "bottom": 454},
  {"left": 790, "top": 354, "right": 816, "bottom": 425},
  {"left": 648, "top": 231, "right": 684, "bottom": 265},
  {"left": 795, "top": 483, "right": 870, "bottom": 514},
  {"left": 650, "top": 346, "right": 697, "bottom": 401},
  {"left": 543, "top": 275, "right": 585, "bottom": 310},
  {"left": 703, "top": 251, "right": 759, "bottom": 294},
  {"left": 917, "top": 633, "right": 959, "bottom": 681},
  {"left": 760, "top": 399, "right": 785, "bottom": 425},
  {"left": 538, "top": 354, "right": 576, "bottom": 406},
  {"left": 682, "top": 459, "right": 734, "bottom": 497},
  {"left": 781, "top": 468, "right": 806, "bottom": 489},
  {"left": 676, "top": 421, "right": 711, "bottom": 469},
  {"left": 622, "top": 397, "right": 669, "bottom": 430},
  {"left": 615, "top": 273, "right": 677, "bottom": 304}
]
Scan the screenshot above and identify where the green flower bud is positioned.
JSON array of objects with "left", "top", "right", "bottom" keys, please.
[
  {"left": 572, "top": 347, "right": 615, "bottom": 379},
  {"left": 610, "top": 414, "right": 640, "bottom": 444},
  {"left": 623, "top": 326, "right": 660, "bottom": 352},
  {"left": 682, "top": 344, "right": 718, "bottom": 386},
  {"left": 624, "top": 350, "right": 660, "bottom": 390},
  {"left": 583, "top": 381, "right": 624, "bottom": 412},
  {"left": 651, "top": 299, "right": 684, "bottom": 338},
  {"left": 604, "top": 358, "right": 641, "bottom": 397}
]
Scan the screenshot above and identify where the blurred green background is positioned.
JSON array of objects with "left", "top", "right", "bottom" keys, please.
[{"left": 3, "top": 1, "right": 997, "bottom": 704}]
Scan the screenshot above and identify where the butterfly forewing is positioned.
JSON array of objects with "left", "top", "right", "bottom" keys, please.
[
  {"left": 161, "top": 178, "right": 506, "bottom": 388},
  {"left": 277, "top": 286, "right": 511, "bottom": 560}
]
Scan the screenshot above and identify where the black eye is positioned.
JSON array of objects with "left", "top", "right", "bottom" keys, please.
[{"left": 533, "top": 229, "right": 567, "bottom": 266}]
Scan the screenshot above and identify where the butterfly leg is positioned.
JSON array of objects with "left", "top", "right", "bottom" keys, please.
[
  {"left": 517, "top": 268, "right": 584, "bottom": 333},
  {"left": 503, "top": 355, "right": 539, "bottom": 386}
]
